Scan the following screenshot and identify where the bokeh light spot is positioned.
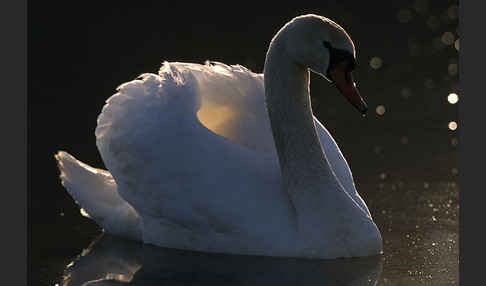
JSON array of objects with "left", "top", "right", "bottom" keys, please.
[
  {"left": 414, "top": 0, "right": 429, "bottom": 14},
  {"left": 401, "top": 87, "right": 412, "bottom": 99},
  {"left": 448, "top": 5, "right": 458, "bottom": 20},
  {"left": 441, "top": 32, "right": 455, "bottom": 46},
  {"left": 448, "top": 121, "right": 457, "bottom": 131},
  {"left": 447, "top": 93, "right": 459, "bottom": 104},
  {"left": 370, "top": 57, "right": 383, "bottom": 69},
  {"left": 451, "top": 137, "right": 458, "bottom": 147},
  {"left": 448, "top": 63, "right": 458, "bottom": 76},
  {"left": 376, "top": 105, "right": 386, "bottom": 115},
  {"left": 397, "top": 9, "right": 413, "bottom": 23}
]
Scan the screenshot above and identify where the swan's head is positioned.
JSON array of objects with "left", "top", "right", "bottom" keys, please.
[{"left": 279, "top": 14, "right": 367, "bottom": 114}]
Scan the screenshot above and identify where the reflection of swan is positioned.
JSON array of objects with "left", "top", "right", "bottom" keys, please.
[
  {"left": 62, "top": 234, "right": 383, "bottom": 286},
  {"left": 55, "top": 14, "right": 382, "bottom": 259}
]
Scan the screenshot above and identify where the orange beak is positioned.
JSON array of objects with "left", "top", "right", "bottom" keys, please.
[{"left": 329, "top": 61, "right": 368, "bottom": 115}]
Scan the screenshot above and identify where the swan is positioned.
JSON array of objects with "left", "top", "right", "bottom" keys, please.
[{"left": 55, "top": 14, "right": 382, "bottom": 259}]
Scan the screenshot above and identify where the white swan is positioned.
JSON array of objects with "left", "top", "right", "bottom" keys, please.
[{"left": 56, "top": 14, "right": 382, "bottom": 259}]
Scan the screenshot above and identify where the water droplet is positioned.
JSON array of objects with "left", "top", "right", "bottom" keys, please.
[
  {"left": 448, "top": 121, "right": 458, "bottom": 131},
  {"left": 370, "top": 57, "right": 383, "bottom": 69},
  {"left": 381, "top": 210, "right": 387, "bottom": 214},
  {"left": 424, "top": 182, "right": 429, "bottom": 188},
  {"left": 441, "top": 32, "right": 455, "bottom": 45},
  {"left": 448, "top": 93, "right": 459, "bottom": 104},
  {"left": 401, "top": 136, "right": 409, "bottom": 144},
  {"left": 59, "top": 212, "right": 64, "bottom": 217},
  {"left": 397, "top": 9, "right": 413, "bottom": 23},
  {"left": 80, "top": 208, "right": 90, "bottom": 218},
  {"left": 432, "top": 216, "right": 437, "bottom": 222},
  {"left": 376, "top": 105, "right": 386, "bottom": 115},
  {"left": 452, "top": 168, "right": 458, "bottom": 175},
  {"left": 379, "top": 173, "right": 387, "bottom": 180}
]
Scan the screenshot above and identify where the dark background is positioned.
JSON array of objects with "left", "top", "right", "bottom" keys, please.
[{"left": 29, "top": 1, "right": 459, "bottom": 284}]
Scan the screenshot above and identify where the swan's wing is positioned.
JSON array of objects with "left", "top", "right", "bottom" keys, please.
[
  {"left": 314, "top": 118, "right": 371, "bottom": 217},
  {"left": 95, "top": 62, "right": 293, "bottom": 249},
  {"left": 55, "top": 151, "right": 142, "bottom": 240},
  {"left": 170, "top": 61, "right": 276, "bottom": 152}
]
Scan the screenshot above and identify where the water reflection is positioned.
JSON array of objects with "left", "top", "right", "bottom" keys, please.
[{"left": 62, "top": 234, "right": 383, "bottom": 286}]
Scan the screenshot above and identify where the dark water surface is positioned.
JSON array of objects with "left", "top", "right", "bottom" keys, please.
[
  {"left": 29, "top": 1, "right": 459, "bottom": 285},
  {"left": 32, "top": 176, "right": 459, "bottom": 285}
]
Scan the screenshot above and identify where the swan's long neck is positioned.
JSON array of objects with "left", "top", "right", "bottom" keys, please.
[
  {"left": 264, "top": 38, "right": 337, "bottom": 190},
  {"left": 264, "top": 35, "right": 344, "bottom": 247}
]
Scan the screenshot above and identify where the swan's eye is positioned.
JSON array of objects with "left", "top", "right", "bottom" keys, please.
[{"left": 323, "top": 40, "right": 357, "bottom": 78}]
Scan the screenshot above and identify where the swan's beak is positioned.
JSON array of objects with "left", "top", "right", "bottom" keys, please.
[{"left": 330, "top": 62, "right": 368, "bottom": 116}]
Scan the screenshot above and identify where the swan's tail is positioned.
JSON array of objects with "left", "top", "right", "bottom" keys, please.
[{"left": 55, "top": 151, "right": 142, "bottom": 240}]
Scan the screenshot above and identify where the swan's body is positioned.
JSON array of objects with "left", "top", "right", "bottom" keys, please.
[{"left": 56, "top": 14, "right": 382, "bottom": 258}]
